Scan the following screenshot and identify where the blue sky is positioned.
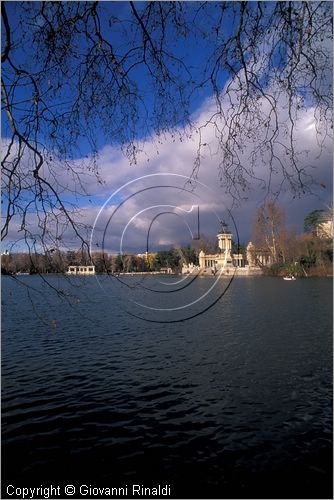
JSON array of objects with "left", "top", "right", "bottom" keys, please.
[{"left": 2, "top": 1, "right": 333, "bottom": 254}]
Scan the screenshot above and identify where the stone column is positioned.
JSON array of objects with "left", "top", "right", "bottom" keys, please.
[{"left": 199, "top": 250, "right": 206, "bottom": 269}]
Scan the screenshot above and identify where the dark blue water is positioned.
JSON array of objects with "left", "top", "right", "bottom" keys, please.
[{"left": 2, "top": 276, "right": 332, "bottom": 498}]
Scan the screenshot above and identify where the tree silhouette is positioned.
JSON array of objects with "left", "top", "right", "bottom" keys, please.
[{"left": 2, "top": 1, "right": 332, "bottom": 253}]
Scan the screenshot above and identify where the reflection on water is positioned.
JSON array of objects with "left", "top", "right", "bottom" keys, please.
[{"left": 2, "top": 276, "right": 333, "bottom": 498}]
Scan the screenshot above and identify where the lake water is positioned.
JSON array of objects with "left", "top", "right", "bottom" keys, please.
[{"left": 2, "top": 275, "right": 332, "bottom": 499}]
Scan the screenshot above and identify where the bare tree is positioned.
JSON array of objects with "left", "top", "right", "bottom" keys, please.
[
  {"left": 252, "top": 200, "right": 287, "bottom": 264},
  {"left": 2, "top": 1, "right": 332, "bottom": 253},
  {"left": 192, "top": 233, "right": 218, "bottom": 255}
]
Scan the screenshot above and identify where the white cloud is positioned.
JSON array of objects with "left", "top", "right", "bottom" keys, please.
[
  {"left": 3, "top": 76, "right": 332, "bottom": 253},
  {"left": 79, "top": 87, "right": 332, "bottom": 252}
]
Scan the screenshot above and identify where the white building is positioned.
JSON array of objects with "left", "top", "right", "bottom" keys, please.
[
  {"left": 315, "top": 213, "right": 333, "bottom": 239},
  {"left": 160, "top": 267, "right": 173, "bottom": 274},
  {"left": 246, "top": 242, "right": 273, "bottom": 267},
  {"left": 198, "top": 226, "right": 247, "bottom": 274},
  {"left": 66, "top": 265, "right": 95, "bottom": 275},
  {"left": 182, "top": 223, "right": 266, "bottom": 276}
]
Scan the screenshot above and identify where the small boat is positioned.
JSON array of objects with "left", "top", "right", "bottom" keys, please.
[{"left": 283, "top": 275, "right": 296, "bottom": 281}]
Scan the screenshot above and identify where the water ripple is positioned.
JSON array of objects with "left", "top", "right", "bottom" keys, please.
[{"left": 2, "top": 276, "right": 332, "bottom": 497}]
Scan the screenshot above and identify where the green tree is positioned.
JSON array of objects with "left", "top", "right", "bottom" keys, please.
[
  {"left": 231, "top": 241, "right": 246, "bottom": 256},
  {"left": 66, "top": 251, "right": 77, "bottom": 266},
  {"left": 134, "top": 256, "right": 148, "bottom": 272},
  {"left": 146, "top": 254, "right": 157, "bottom": 272},
  {"left": 114, "top": 254, "right": 124, "bottom": 273},
  {"left": 91, "top": 252, "right": 109, "bottom": 273},
  {"left": 180, "top": 246, "right": 198, "bottom": 266},
  {"left": 304, "top": 209, "right": 325, "bottom": 233},
  {"left": 156, "top": 249, "right": 180, "bottom": 271}
]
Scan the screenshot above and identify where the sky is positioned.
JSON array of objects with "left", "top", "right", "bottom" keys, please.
[
  {"left": 5, "top": 94, "right": 331, "bottom": 255},
  {"left": 2, "top": 1, "right": 333, "bottom": 255},
  {"left": 82, "top": 97, "right": 332, "bottom": 254}
]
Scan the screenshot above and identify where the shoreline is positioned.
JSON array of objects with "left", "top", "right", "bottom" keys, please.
[{"left": 5, "top": 272, "right": 333, "bottom": 278}]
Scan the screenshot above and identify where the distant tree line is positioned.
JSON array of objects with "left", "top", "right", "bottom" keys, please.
[
  {"left": 1, "top": 246, "right": 199, "bottom": 275},
  {"left": 2, "top": 204, "right": 332, "bottom": 277}
]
